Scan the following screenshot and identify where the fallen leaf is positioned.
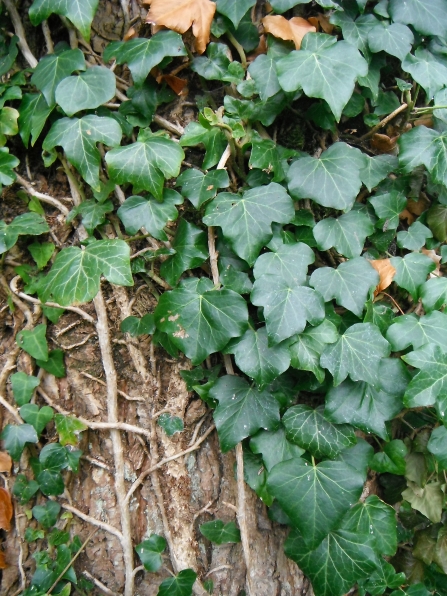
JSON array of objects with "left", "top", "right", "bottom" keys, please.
[
  {"left": 399, "top": 208, "right": 415, "bottom": 225},
  {"left": 124, "top": 27, "right": 138, "bottom": 41},
  {"left": 407, "top": 194, "right": 430, "bottom": 216},
  {"left": 369, "top": 259, "right": 396, "bottom": 295},
  {"left": 308, "top": 13, "right": 333, "bottom": 34},
  {"left": 157, "top": 74, "right": 188, "bottom": 95},
  {"left": 414, "top": 116, "right": 433, "bottom": 128},
  {"left": 0, "top": 551, "right": 7, "bottom": 569},
  {"left": 422, "top": 248, "right": 442, "bottom": 274},
  {"left": 0, "top": 488, "right": 13, "bottom": 532},
  {"left": 0, "top": 453, "right": 12, "bottom": 474},
  {"left": 262, "top": 15, "right": 316, "bottom": 50},
  {"left": 370, "top": 133, "right": 399, "bottom": 154},
  {"left": 145, "top": 0, "right": 216, "bottom": 54}
]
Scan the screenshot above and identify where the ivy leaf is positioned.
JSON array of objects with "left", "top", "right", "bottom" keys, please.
[
  {"left": 388, "top": 0, "right": 447, "bottom": 39},
  {"left": 402, "top": 481, "right": 444, "bottom": 524},
  {"left": 289, "top": 320, "right": 339, "bottom": 382},
  {"left": 176, "top": 168, "right": 229, "bottom": 208},
  {"left": 209, "top": 375, "right": 280, "bottom": 452},
  {"left": 368, "top": 22, "right": 414, "bottom": 61},
  {"left": 427, "top": 426, "right": 447, "bottom": 470},
  {"left": 398, "top": 126, "right": 447, "bottom": 188},
  {"left": 386, "top": 311, "right": 447, "bottom": 352},
  {"left": 29, "top": 242, "right": 55, "bottom": 270},
  {"left": 54, "top": 414, "right": 87, "bottom": 445},
  {"left": 68, "top": 200, "right": 113, "bottom": 235},
  {"left": 396, "top": 222, "right": 432, "bottom": 251},
  {"left": 1, "top": 424, "right": 38, "bottom": 460},
  {"left": 287, "top": 525, "right": 378, "bottom": 596},
  {"left": 224, "top": 327, "right": 291, "bottom": 389},
  {"left": 283, "top": 405, "right": 356, "bottom": 459},
  {"left": 180, "top": 122, "right": 227, "bottom": 170},
  {"left": 117, "top": 189, "right": 183, "bottom": 241},
  {"left": 36, "top": 349, "right": 66, "bottom": 378},
  {"left": 0, "top": 212, "right": 49, "bottom": 254},
  {"left": 267, "top": 457, "right": 365, "bottom": 549},
  {"left": 250, "top": 426, "right": 304, "bottom": 472},
  {"left": 249, "top": 136, "right": 286, "bottom": 182},
  {"left": 287, "top": 142, "right": 365, "bottom": 211},
  {"left": 402, "top": 49, "right": 447, "bottom": 99},
  {"left": 55, "top": 66, "right": 116, "bottom": 116},
  {"left": 325, "top": 358, "right": 408, "bottom": 440},
  {"left": 203, "top": 183, "right": 294, "bottom": 266},
  {"left": 360, "top": 154, "right": 398, "bottom": 191},
  {"left": 0, "top": 148, "right": 19, "bottom": 190},
  {"left": 157, "top": 413, "right": 184, "bottom": 436},
  {"left": 40, "top": 239, "right": 133, "bottom": 306},
  {"left": 251, "top": 275, "right": 325, "bottom": 344},
  {"left": 135, "top": 535, "right": 166, "bottom": 573},
  {"left": 16, "top": 324, "right": 48, "bottom": 361},
  {"left": 104, "top": 31, "right": 186, "bottom": 87},
  {"left": 11, "top": 372, "right": 40, "bottom": 406},
  {"left": 390, "top": 253, "right": 435, "bottom": 301},
  {"left": 13, "top": 474, "right": 40, "bottom": 504},
  {"left": 347, "top": 494, "right": 398, "bottom": 556},
  {"left": 154, "top": 278, "right": 248, "bottom": 365},
  {"left": 192, "top": 43, "right": 242, "bottom": 83},
  {"left": 420, "top": 277, "right": 447, "bottom": 312},
  {"left": 253, "top": 242, "right": 315, "bottom": 285},
  {"left": 310, "top": 258, "right": 379, "bottom": 317},
  {"left": 43, "top": 116, "right": 122, "bottom": 191},
  {"left": 157, "top": 569, "right": 197, "bottom": 596},
  {"left": 248, "top": 54, "right": 281, "bottom": 102},
  {"left": 404, "top": 347, "right": 447, "bottom": 408},
  {"left": 160, "top": 219, "right": 208, "bottom": 287},
  {"left": 216, "top": 0, "right": 256, "bottom": 28},
  {"left": 32, "top": 500, "right": 61, "bottom": 529},
  {"left": 277, "top": 33, "right": 368, "bottom": 120},
  {"left": 369, "top": 191, "right": 407, "bottom": 230},
  {"left": 106, "top": 134, "right": 184, "bottom": 200},
  {"left": 31, "top": 48, "right": 86, "bottom": 106},
  {"left": 313, "top": 211, "right": 374, "bottom": 258},
  {"left": 320, "top": 322, "right": 390, "bottom": 386},
  {"left": 29, "top": 0, "right": 99, "bottom": 40},
  {"left": 19, "top": 404, "right": 54, "bottom": 435},
  {"left": 428, "top": 204, "right": 447, "bottom": 242},
  {"left": 199, "top": 520, "right": 241, "bottom": 544},
  {"left": 329, "top": 12, "right": 379, "bottom": 56},
  {"left": 370, "top": 439, "right": 407, "bottom": 475},
  {"left": 120, "top": 314, "right": 155, "bottom": 337}
]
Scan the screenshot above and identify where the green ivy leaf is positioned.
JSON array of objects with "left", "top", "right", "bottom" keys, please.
[
  {"left": 369, "top": 191, "right": 407, "bottom": 230},
  {"left": 250, "top": 426, "right": 304, "bottom": 472},
  {"left": 19, "top": 404, "right": 53, "bottom": 436},
  {"left": 32, "top": 500, "right": 61, "bottom": 528},
  {"left": 135, "top": 535, "right": 166, "bottom": 572},
  {"left": 0, "top": 147, "right": 19, "bottom": 190},
  {"left": 180, "top": 122, "right": 227, "bottom": 170},
  {"left": 36, "top": 349, "right": 66, "bottom": 378},
  {"left": 0, "top": 212, "right": 49, "bottom": 254},
  {"left": 243, "top": 448, "right": 273, "bottom": 505},
  {"left": 310, "top": 258, "right": 379, "bottom": 317},
  {"left": 117, "top": 189, "right": 183, "bottom": 241},
  {"left": 287, "top": 142, "right": 365, "bottom": 211},
  {"left": 249, "top": 136, "right": 286, "bottom": 182},
  {"left": 154, "top": 278, "right": 248, "bottom": 365},
  {"left": 396, "top": 222, "right": 433, "bottom": 251},
  {"left": 210, "top": 375, "right": 280, "bottom": 452},
  {"left": 224, "top": 327, "right": 291, "bottom": 389},
  {"left": 18, "top": 94, "right": 53, "bottom": 148},
  {"left": 31, "top": 48, "right": 86, "bottom": 106},
  {"left": 157, "top": 569, "right": 197, "bottom": 596},
  {"left": 16, "top": 323, "right": 48, "bottom": 361},
  {"left": 104, "top": 31, "right": 186, "bottom": 87},
  {"left": 420, "top": 277, "right": 447, "bottom": 312},
  {"left": 11, "top": 372, "right": 40, "bottom": 406},
  {"left": 41, "top": 239, "right": 133, "bottom": 306},
  {"left": 347, "top": 494, "right": 397, "bottom": 555},
  {"left": 368, "top": 22, "right": 414, "bottom": 61},
  {"left": 390, "top": 253, "right": 435, "bottom": 301},
  {"left": 106, "top": 134, "right": 184, "bottom": 200},
  {"left": 1, "top": 423, "right": 39, "bottom": 460},
  {"left": 200, "top": 520, "right": 241, "bottom": 544},
  {"left": 360, "top": 154, "right": 398, "bottom": 191},
  {"left": 404, "top": 346, "right": 447, "bottom": 408},
  {"left": 216, "top": 0, "right": 256, "bottom": 28},
  {"left": 428, "top": 204, "right": 447, "bottom": 242},
  {"left": 330, "top": 12, "right": 378, "bottom": 56},
  {"left": 427, "top": 426, "right": 447, "bottom": 470},
  {"left": 398, "top": 126, "right": 447, "bottom": 189},
  {"left": 192, "top": 43, "right": 242, "bottom": 83},
  {"left": 253, "top": 241, "right": 314, "bottom": 285},
  {"left": 370, "top": 439, "right": 407, "bottom": 475},
  {"left": 68, "top": 199, "right": 113, "bottom": 235},
  {"left": 203, "top": 183, "right": 294, "bottom": 266},
  {"left": 283, "top": 404, "right": 356, "bottom": 458},
  {"left": 389, "top": 0, "right": 447, "bottom": 39},
  {"left": 277, "top": 33, "right": 368, "bottom": 120},
  {"left": 54, "top": 414, "right": 87, "bottom": 445},
  {"left": 363, "top": 301, "right": 395, "bottom": 334},
  {"left": 55, "top": 66, "right": 115, "bottom": 117},
  {"left": 160, "top": 219, "right": 208, "bottom": 287},
  {"left": 176, "top": 168, "right": 229, "bottom": 209},
  {"left": 267, "top": 457, "right": 365, "bottom": 549},
  {"left": 120, "top": 314, "right": 155, "bottom": 337},
  {"left": 43, "top": 115, "right": 122, "bottom": 191},
  {"left": 402, "top": 481, "right": 444, "bottom": 524},
  {"left": 28, "top": 242, "right": 55, "bottom": 270},
  {"left": 402, "top": 49, "right": 447, "bottom": 99},
  {"left": 29, "top": 0, "right": 99, "bottom": 41},
  {"left": 247, "top": 54, "right": 281, "bottom": 102},
  {"left": 386, "top": 312, "right": 447, "bottom": 352},
  {"left": 313, "top": 211, "right": 374, "bottom": 258},
  {"left": 13, "top": 474, "right": 40, "bottom": 504},
  {"left": 289, "top": 319, "right": 339, "bottom": 382},
  {"left": 157, "top": 413, "right": 184, "bottom": 436}
]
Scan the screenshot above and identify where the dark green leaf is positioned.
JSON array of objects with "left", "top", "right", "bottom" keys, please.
[
  {"left": 370, "top": 439, "right": 407, "bottom": 475},
  {"left": 11, "top": 372, "right": 40, "bottom": 406},
  {"left": 368, "top": 22, "right": 414, "bottom": 61},
  {"left": 120, "top": 314, "right": 155, "bottom": 337},
  {"left": 200, "top": 520, "right": 241, "bottom": 544},
  {"left": 13, "top": 474, "right": 39, "bottom": 504},
  {"left": 54, "top": 414, "right": 87, "bottom": 445},
  {"left": 18, "top": 94, "right": 53, "bottom": 147},
  {"left": 243, "top": 449, "right": 273, "bottom": 505},
  {"left": 398, "top": 126, "right": 447, "bottom": 190},
  {"left": 253, "top": 242, "right": 314, "bottom": 285},
  {"left": 313, "top": 211, "right": 374, "bottom": 258},
  {"left": 360, "top": 154, "right": 398, "bottom": 191},
  {"left": 176, "top": 168, "right": 229, "bottom": 208},
  {"left": 69, "top": 200, "right": 113, "bottom": 235},
  {"left": 390, "top": 253, "right": 435, "bottom": 300},
  {"left": 180, "top": 122, "right": 227, "bottom": 170},
  {"left": 192, "top": 43, "right": 242, "bottom": 83},
  {"left": 249, "top": 136, "right": 285, "bottom": 182},
  {"left": 386, "top": 311, "right": 447, "bottom": 352},
  {"left": 420, "top": 277, "right": 447, "bottom": 312},
  {"left": 404, "top": 347, "right": 447, "bottom": 408},
  {"left": 250, "top": 426, "right": 304, "bottom": 472},
  {"left": 369, "top": 191, "right": 407, "bottom": 230},
  {"left": 402, "top": 49, "right": 447, "bottom": 99},
  {"left": 1, "top": 424, "right": 38, "bottom": 460},
  {"left": 0, "top": 147, "right": 19, "bottom": 190},
  {"left": 289, "top": 319, "right": 339, "bottom": 382},
  {"left": 32, "top": 500, "right": 61, "bottom": 528},
  {"left": 344, "top": 494, "right": 397, "bottom": 555},
  {"left": 0, "top": 212, "right": 49, "bottom": 255},
  {"left": 363, "top": 301, "right": 395, "bottom": 334},
  {"left": 19, "top": 404, "right": 53, "bottom": 435},
  {"left": 135, "top": 535, "right": 166, "bottom": 572},
  {"left": 36, "top": 349, "right": 66, "bottom": 378},
  {"left": 427, "top": 426, "right": 447, "bottom": 470},
  {"left": 389, "top": 0, "right": 447, "bottom": 37},
  {"left": 210, "top": 375, "right": 280, "bottom": 452},
  {"left": 55, "top": 66, "right": 115, "bottom": 116},
  {"left": 397, "top": 222, "right": 432, "bottom": 251},
  {"left": 216, "top": 0, "right": 255, "bottom": 28},
  {"left": 28, "top": 242, "right": 55, "bottom": 270},
  {"left": 157, "top": 413, "right": 184, "bottom": 436},
  {"left": 16, "top": 324, "right": 48, "bottom": 361},
  {"left": 157, "top": 569, "right": 197, "bottom": 596},
  {"left": 31, "top": 48, "right": 86, "bottom": 106},
  {"left": 427, "top": 204, "right": 447, "bottom": 242},
  {"left": 248, "top": 54, "right": 281, "bottom": 102},
  {"left": 160, "top": 219, "right": 208, "bottom": 287}
]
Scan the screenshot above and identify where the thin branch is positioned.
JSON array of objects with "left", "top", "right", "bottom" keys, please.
[
  {"left": 208, "top": 227, "right": 220, "bottom": 287},
  {"left": 153, "top": 114, "right": 184, "bottom": 136},
  {"left": 82, "top": 571, "right": 120, "bottom": 596},
  {"left": 47, "top": 529, "right": 97, "bottom": 594},
  {"left": 61, "top": 503, "right": 123, "bottom": 541},
  {"left": 15, "top": 174, "right": 71, "bottom": 216},
  {"left": 236, "top": 442, "right": 253, "bottom": 596},
  {"left": 80, "top": 371, "right": 144, "bottom": 401},
  {"left": 358, "top": 103, "right": 408, "bottom": 141},
  {"left": 41, "top": 20, "right": 54, "bottom": 53},
  {"left": 2, "top": 0, "right": 38, "bottom": 67}
]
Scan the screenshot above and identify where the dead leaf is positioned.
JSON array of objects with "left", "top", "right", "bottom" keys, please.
[
  {"left": 407, "top": 194, "right": 430, "bottom": 216},
  {"left": 369, "top": 259, "right": 396, "bottom": 295},
  {"left": 0, "top": 551, "right": 7, "bottom": 569},
  {"left": 422, "top": 248, "right": 442, "bottom": 274},
  {"left": 399, "top": 209, "right": 415, "bottom": 225},
  {"left": 308, "top": 13, "right": 333, "bottom": 34},
  {"left": 124, "top": 27, "right": 138, "bottom": 41},
  {"left": 145, "top": 0, "right": 216, "bottom": 54},
  {"left": 370, "top": 133, "right": 399, "bottom": 154},
  {"left": 0, "top": 453, "right": 12, "bottom": 474},
  {"left": 262, "top": 15, "right": 316, "bottom": 50},
  {"left": 158, "top": 74, "right": 188, "bottom": 95},
  {"left": 0, "top": 488, "right": 13, "bottom": 532}
]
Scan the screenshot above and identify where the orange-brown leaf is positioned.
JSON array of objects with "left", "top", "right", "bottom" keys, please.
[
  {"left": 308, "top": 13, "right": 333, "bottom": 34},
  {"left": 0, "top": 453, "right": 12, "bottom": 474},
  {"left": 158, "top": 74, "right": 188, "bottom": 95},
  {"left": 0, "top": 551, "right": 7, "bottom": 569},
  {"left": 370, "top": 133, "right": 399, "bottom": 154},
  {"left": 145, "top": 0, "right": 216, "bottom": 54},
  {"left": 407, "top": 194, "right": 430, "bottom": 216},
  {"left": 262, "top": 15, "right": 316, "bottom": 50},
  {"left": 369, "top": 259, "right": 396, "bottom": 295},
  {"left": 0, "top": 488, "right": 13, "bottom": 532}
]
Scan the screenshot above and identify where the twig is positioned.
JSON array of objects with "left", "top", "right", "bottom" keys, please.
[
  {"left": 358, "top": 103, "right": 408, "bottom": 141},
  {"left": 153, "top": 114, "right": 184, "bottom": 136},
  {"left": 61, "top": 503, "right": 123, "bottom": 541},
  {"left": 56, "top": 332, "right": 95, "bottom": 350},
  {"left": 208, "top": 227, "right": 220, "bottom": 287},
  {"left": 2, "top": 0, "right": 38, "bottom": 68},
  {"left": 82, "top": 571, "right": 120, "bottom": 596},
  {"left": 205, "top": 565, "right": 233, "bottom": 577},
  {"left": 120, "top": 0, "right": 131, "bottom": 32},
  {"left": 236, "top": 442, "right": 253, "bottom": 596},
  {"left": 380, "top": 291, "right": 405, "bottom": 315},
  {"left": 80, "top": 371, "right": 144, "bottom": 401},
  {"left": 132, "top": 565, "right": 145, "bottom": 578},
  {"left": 15, "top": 174, "right": 71, "bottom": 215},
  {"left": 41, "top": 20, "right": 54, "bottom": 53}
]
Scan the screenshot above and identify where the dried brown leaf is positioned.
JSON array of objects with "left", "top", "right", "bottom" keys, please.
[
  {"left": 369, "top": 259, "right": 396, "bottom": 295},
  {"left": 407, "top": 195, "right": 430, "bottom": 216},
  {"left": 158, "top": 74, "right": 188, "bottom": 95},
  {"left": 124, "top": 26, "right": 138, "bottom": 41},
  {"left": 145, "top": 0, "right": 216, "bottom": 54},
  {"left": 308, "top": 13, "right": 333, "bottom": 34},
  {"left": 399, "top": 209, "right": 415, "bottom": 225},
  {"left": 0, "top": 551, "right": 7, "bottom": 569},
  {"left": 0, "top": 452, "right": 12, "bottom": 474},
  {"left": 0, "top": 488, "right": 13, "bottom": 532},
  {"left": 370, "top": 133, "right": 399, "bottom": 154},
  {"left": 422, "top": 248, "right": 442, "bottom": 275},
  {"left": 262, "top": 15, "right": 316, "bottom": 50}
]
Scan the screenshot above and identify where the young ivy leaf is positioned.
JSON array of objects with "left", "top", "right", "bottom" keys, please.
[
  {"left": 55, "top": 66, "right": 116, "bottom": 116},
  {"left": 19, "top": 404, "right": 54, "bottom": 435},
  {"left": 28, "top": 241, "right": 55, "bottom": 270},
  {"left": 287, "top": 142, "right": 365, "bottom": 211},
  {"left": 1, "top": 424, "right": 39, "bottom": 460},
  {"left": 54, "top": 414, "right": 88, "bottom": 445},
  {"left": 200, "top": 520, "right": 241, "bottom": 544},
  {"left": 277, "top": 33, "right": 368, "bottom": 120},
  {"left": 32, "top": 500, "right": 61, "bottom": 529},
  {"left": 289, "top": 319, "right": 339, "bottom": 382},
  {"left": 0, "top": 212, "right": 49, "bottom": 254},
  {"left": 43, "top": 115, "right": 122, "bottom": 191},
  {"left": 135, "top": 535, "right": 166, "bottom": 572},
  {"left": 154, "top": 278, "right": 248, "bottom": 365},
  {"left": 320, "top": 322, "right": 390, "bottom": 387},
  {"left": 267, "top": 457, "right": 365, "bottom": 550},
  {"left": 253, "top": 242, "right": 315, "bottom": 285},
  {"left": 0, "top": 147, "right": 19, "bottom": 191},
  {"left": 390, "top": 253, "right": 435, "bottom": 301},
  {"left": 11, "top": 372, "right": 40, "bottom": 406},
  {"left": 313, "top": 211, "right": 374, "bottom": 258},
  {"left": 106, "top": 134, "right": 184, "bottom": 200},
  {"left": 40, "top": 239, "right": 133, "bottom": 306},
  {"left": 157, "top": 413, "right": 184, "bottom": 436},
  {"left": 16, "top": 323, "right": 48, "bottom": 361},
  {"left": 192, "top": 43, "right": 243, "bottom": 83},
  {"left": 203, "top": 183, "right": 294, "bottom": 266},
  {"left": 367, "top": 22, "right": 414, "bottom": 61},
  {"left": 396, "top": 221, "right": 432, "bottom": 251},
  {"left": 36, "top": 349, "right": 66, "bottom": 378},
  {"left": 250, "top": 426, "right": 304, "bottom": 472},
  {"left": 310, "top": 258, "right": 379, "bottom": 317},
  {"left": 29, "top": 0, "right": 99, "bottom": 41},
  {"left": 157, "top": 569, "right": 197, "bottom": 596},
  {"left": 120, "top": 314, "right": 155, "bottom": 337},
  {"left": 180, "top": 122, "right": 227, "bottom": 170},
  {"left": 209, "top": 375, "right": 280, "bottom": 452},
  {"left": 176, "top": 168, "right": 229, "bottom": 209},
  {"left": 104, "top": 31, "right": 186, "bottom": 87}
]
